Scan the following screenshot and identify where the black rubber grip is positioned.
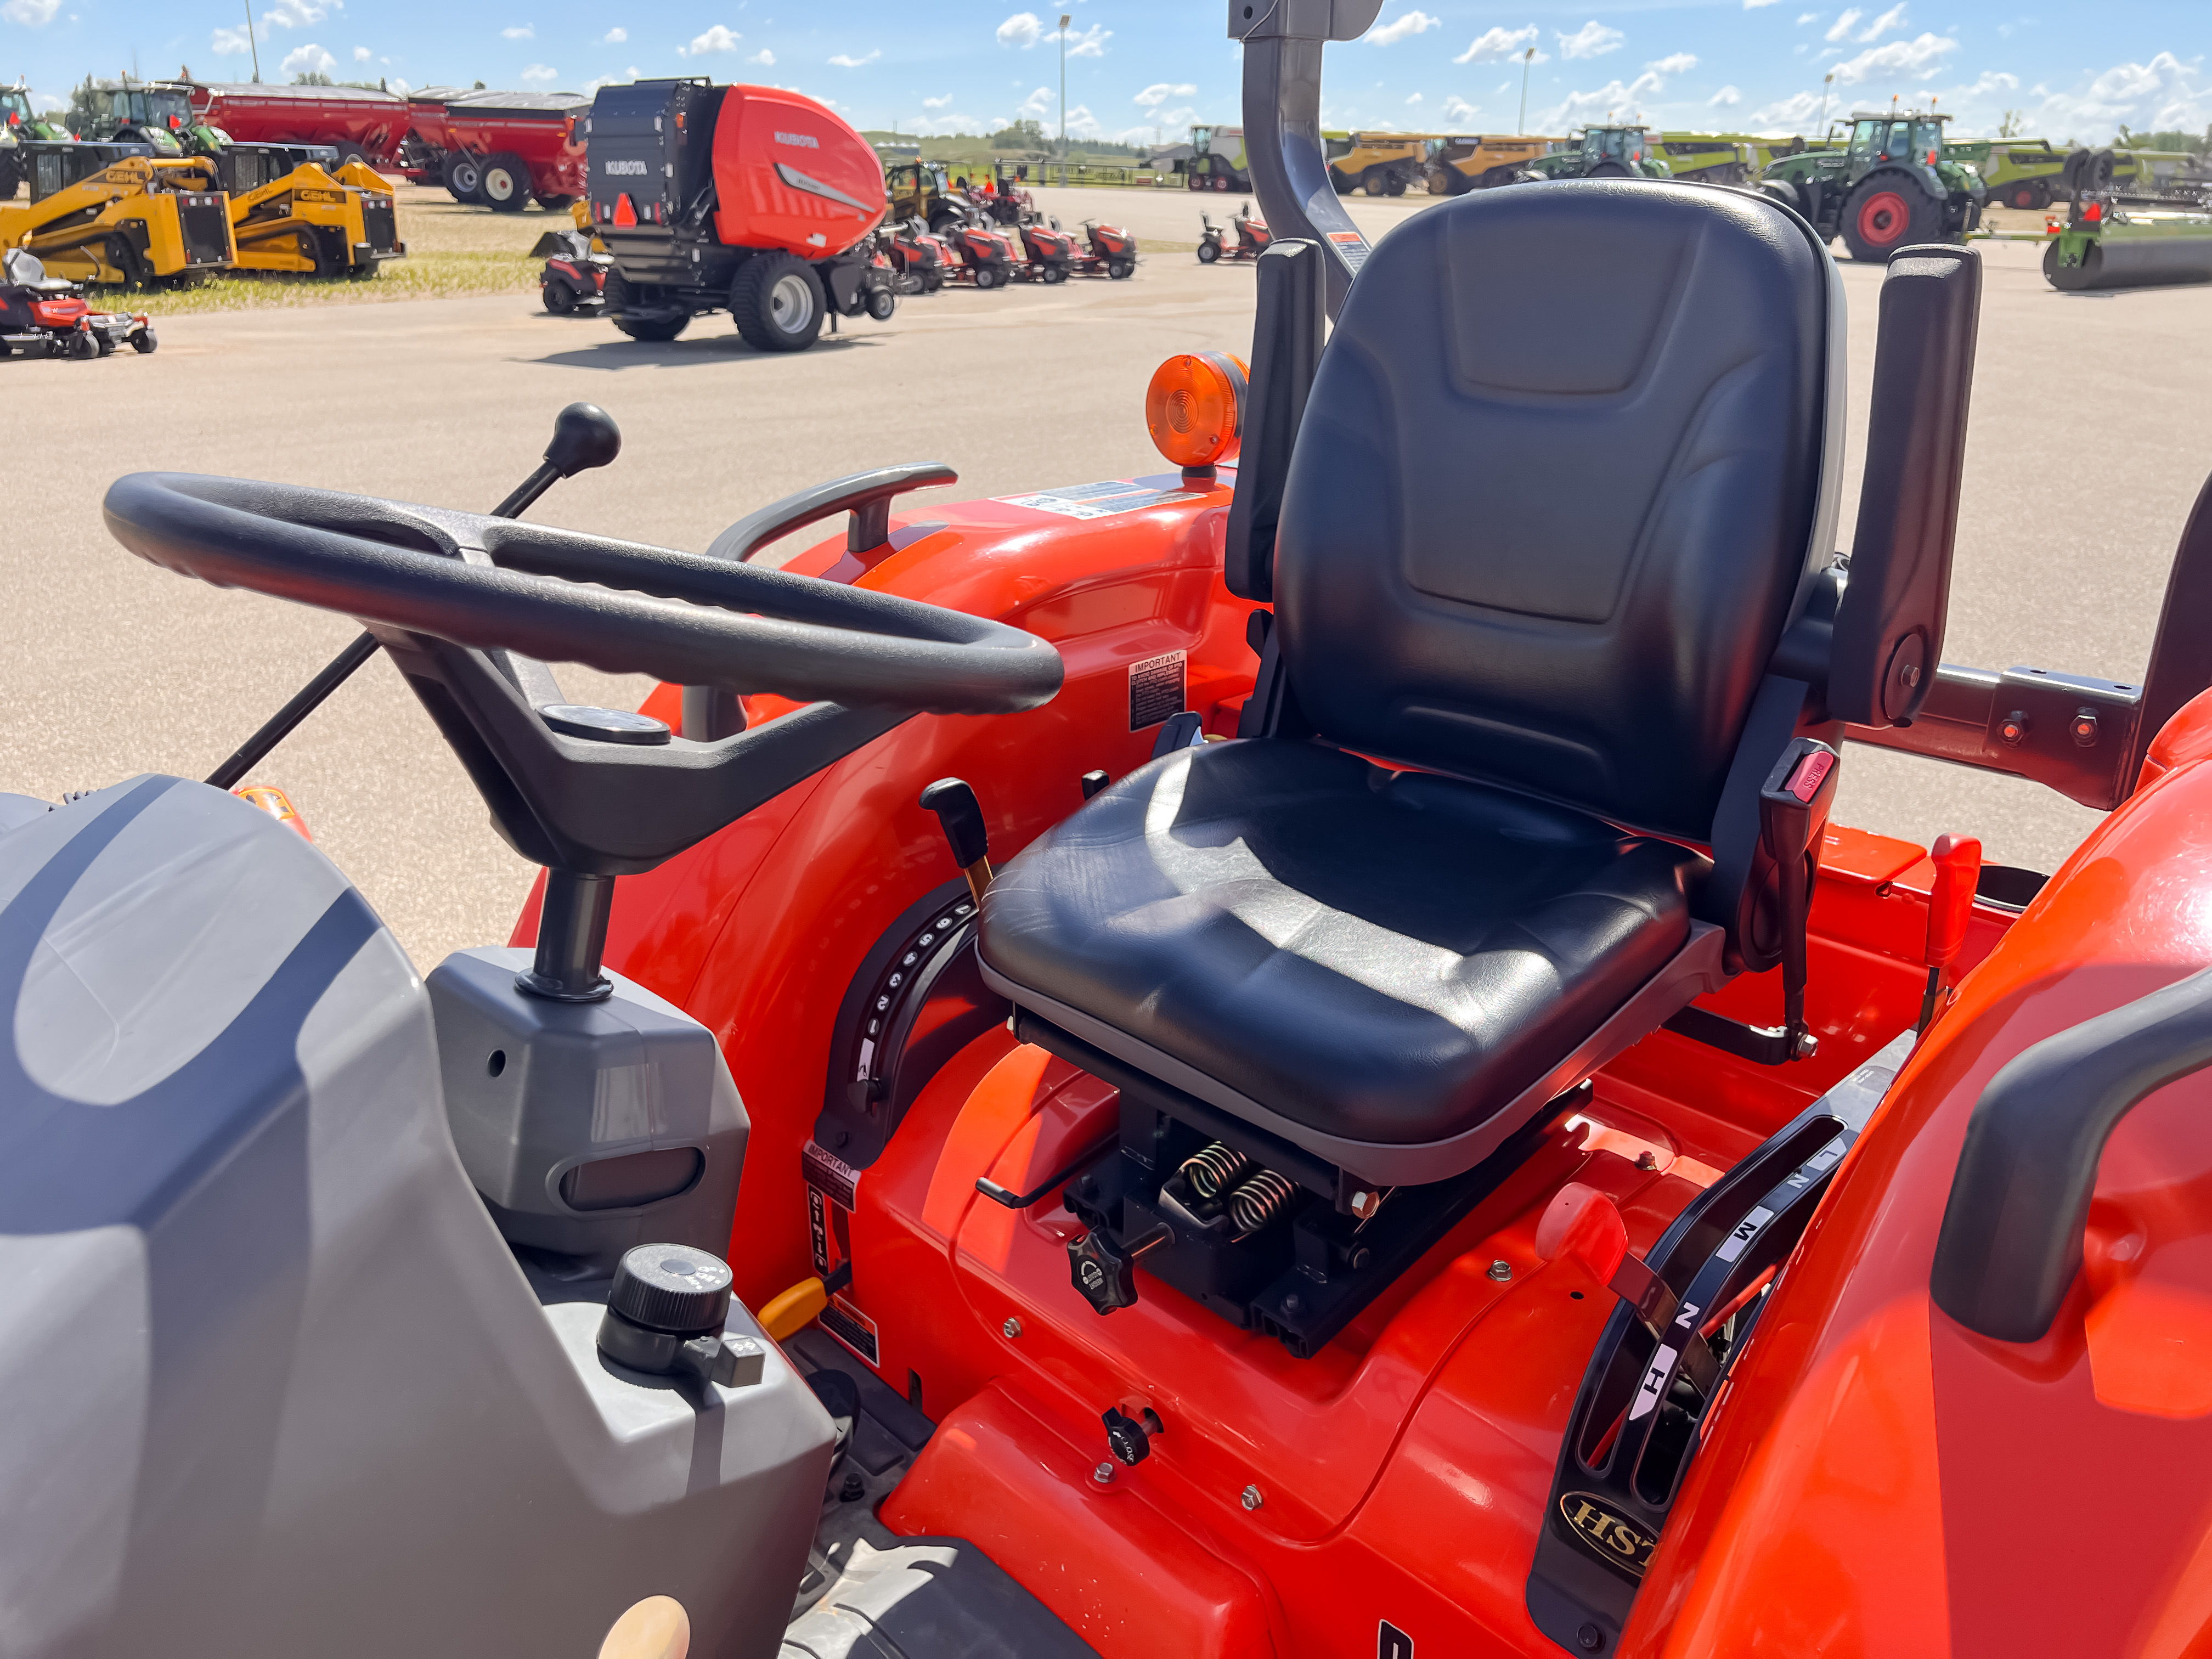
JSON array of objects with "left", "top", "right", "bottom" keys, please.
[
  {"left": 1930, "top": 965, "right": 2212, "bottom": 1341},
  {"left": 919, "top": 777, "right": 989, "bottom": 869}
]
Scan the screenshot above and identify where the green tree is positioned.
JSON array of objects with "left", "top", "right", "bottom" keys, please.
[
  {"left": 1996, "top": 109, "right": 2024, "bottom": 138},
  {"left": 989, "top": 117, "right": 1046, "bottom": 150},
  {"left": 292, "top": 70, "right": 334, "bottom": 86},
  {"left": 64, "top": 75, "right": 101, "bottom": 136}
]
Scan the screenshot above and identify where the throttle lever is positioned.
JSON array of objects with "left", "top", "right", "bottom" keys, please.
[
  {"left": 205, "top": 403, "right": 623, "bottom": 791},
  {"left": 1919, "top": 833, "right": 1983, "bottom": 1031},
  {"left": 1536, "top": 1182, "right": 1720, "bottom": 1400},
  {"left": 921, "top": 777, "right": 994, "bottom": 905}
]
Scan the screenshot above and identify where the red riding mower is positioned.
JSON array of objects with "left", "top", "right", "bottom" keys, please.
[
  {"left": 1013, "top": 217, "right": 1079, "bottom": 284},
  {"left": 883, "top": 216, "right": 952, "bottom": 295},
  {"left": 532, "top": 220, "right": 612, "bottom": 315},
  {"left": 15, "top": 3, "right": 2212, "bottom": 1656},
  {"left": 0, "top": 246, "right": 155, "bottom": 357},
  {"left": 939, "top": 210, "right": 1018, "bottom": 290},
  {"left": 585, "top": 78, "right": 894, "bottom": 352},
  {"left": 1198, "top": 201, "right": 1273, "bottom": 263},
  {"left": 1073, "top": 217, "right": 1139, "bottom": 279}
]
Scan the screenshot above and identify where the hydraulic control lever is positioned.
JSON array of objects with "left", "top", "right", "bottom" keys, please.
[
  {"left": 1919, "top": 833, "right": 1983, "bottom": 1031},
  {"left": 921, "top": 776, "right": 994, "bottom": 904},
  {"left": 1536, "top": 1182, "right": 1720, "bottom": 1399},
  {"left": 204, "top": 403, "right": 623, "bottom": 791}
]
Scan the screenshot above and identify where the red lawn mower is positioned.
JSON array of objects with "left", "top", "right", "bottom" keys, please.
[
  {"left": 939, "top": 210, "right": 1019, "bottom": 290},
  {"left": 1198, "top": 201, "right": 1273, "bottom": 263},
  {"left": 1072, "top": 217, "right": 1139, "bottom": 279},
  {"left": 0, "top": 246, "right": 155, "bottom": 357},
  {"left": 883, "top": 216, "right": 953, "bottom": 295},
  {"left": 15, "top": 3, "right": 2212, "bottom": 1656},
  {"left": 1013, "top": 217, "right": 1079, "bottom": 283},
  {"left": 532, "top": 223, "right": 612, "bottom": 315}
]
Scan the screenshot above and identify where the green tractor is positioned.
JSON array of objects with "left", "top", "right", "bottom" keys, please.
[
  {"left": 1760, "top": 110, "right": 1984, "bottom": 261},
  {"left": 2, "top": 82, "right": 76, "bottom": 200},
  {"left": 78, "top": 79, "right": 222, "bottom": 157},
  {"left": 1521, "top": 125, "right": 1669, "bottom": 181}
]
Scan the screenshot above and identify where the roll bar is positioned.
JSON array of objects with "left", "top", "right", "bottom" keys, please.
[{"left": 1229, "top": 0, "right": 1386, "bottom": 320}]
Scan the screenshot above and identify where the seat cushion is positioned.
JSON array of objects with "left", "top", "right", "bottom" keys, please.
[{"left": 978, "top": 740, "right": 1702, "bottom": 1150}]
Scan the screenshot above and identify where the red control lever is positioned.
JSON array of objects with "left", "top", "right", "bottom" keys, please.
[
  {"left": 1535, "top": 1183, "right": 1679, "bottom": 1335},
  {"left": 1918, "top": 834, "right": 1983, "bottom": 1030}
]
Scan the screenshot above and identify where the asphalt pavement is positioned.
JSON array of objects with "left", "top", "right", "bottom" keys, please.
[{"left": 3, "top": 185, "right": 2204, "bottom": 970}]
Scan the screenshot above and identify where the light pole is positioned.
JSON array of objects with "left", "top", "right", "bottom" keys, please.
[
  {"left": 1058, "top": 13, "right": 1070, "bottom": 158},
  {"left": 244, "top": 0, "right": 262, "bottom": 82},
  {"left": 1518, "top": 46, "right": 1534, "bottom": 134},
  {"left": 1815, "top": 71, "right": 1833, "bottom": 138}
]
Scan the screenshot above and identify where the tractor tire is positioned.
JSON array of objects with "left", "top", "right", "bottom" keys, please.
[
  {"left": 866, "top": 286, "right": 897, "bottom": 321},
  {"left": 1385, "top": 173, "right": 1407, "bottom": 197},
  {"left": 542, "top": 276, "right": 579, "bottom": 315},
  {"left": 730, "top": 251, "right": 826, "bottom": 352},
  {"left": 1041, "top": 263, "right": 1068, "bottom": 284},
  {"left": 131, "top": 329, "right": 157, "bottom": 354},
  {"left": 480, "top": 153, "right": 531, "bottom": 213},
  {"left": 1213, "top": 176, "right": 1230, "bottom": 192},
  {"left": 974, "top": 266, "right": 1002, "bottom": 289},
  {"left": 1361, "top": 166, "right": 1385, "bottom": 196},
  {"left": 1196, "top": 240, "right": 1221, "bottom": 264},
  {"left": 1107, "top": 258, "right": 1134, "bottom": 279},
  {"left": 443, "top": 151, "right": 483, "bottom": 204},
  {"left": 329, "top": 140, "right": 368, "bottom": 171},
  {"left": 68, "top": 331, "right": 98, "bottom": 360},
  {"left": 1841, "top": 173, "right": 1939, "bottom": 262},
  {"left": 534, "top": 191, "right": 575, "bottom": 212},
  {"left": 1589, "top": 162, "right": 1630, "bottom": 179},
  {"left": 606, "top": 273, "right": 690, "bottom": 342}
]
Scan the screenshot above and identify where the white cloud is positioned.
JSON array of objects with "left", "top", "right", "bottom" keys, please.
[
  {"left": 520, "top": 63, "right": 557, "bottom": 82},
  {"left": 1154, "top": 105, "right": 1196, "bottom": 127},
  {"left": 1369, "top": 10, "right": 1441, "bottom": 46},
  {"left": 0, "top": 0, "right": 59, "bottom": 24},
  {"left": 1544, "top": 67, "right": 1664, "bottom": 127},
  {"left": 1454, "top": 25, "right": 1539, "bottom": 65},
  {"left": 263, "top": 0, "right": 337, "bottom": 29},
  {"left": 1018, "top": 85, "right": 1053, "bottom": 120},
  {"left": 1062, "top": 103, "right": 1101, "bottom": 137},
  {"left": 997, "top": 11, "right": 1041, "bottom": 48},
  {"left": 1065, "top": 22, "right": 1109, "bottom": 58},
  {"left": 387, "top": 76, "right": 411, "bottom": 93},
  {"left": 1857, "top": 3, "right": 1908, "bottom": 42},
  {"left": 1824, "top": 9, "right": 1861, "bottom": 42},
  {"left": 685, "top": 24, "right": 741, "bottom": 54},
  {"left": 828, "top": 49, "right": 879, "bottom": 67},
  {"left": 281, "top": 42, "right": 336, "bottom": 76},
  {"left": 1954, "top": 69, "right": 2019, "bottom": 96},
  {"left": 502, "top": 24, "right": 533, "bottom": 40},
  {"left": 1558, "top": 20, "right": 1624, "bottom": 60},
  {"left": 1744, "top": 0, "right": 1780, "bottom": 8},
  {"left": 1796, "top": 10, "right": 1820, "bottom": 20},
  {"left": 211, "top": 22, "right": 253, "bottom": 53},
  {"left": 923, "top": 92, "right": 953, "bottom": 108},
  {"left": 2036, "top": 52, "right": 2211, "bottom": 141},
  {"left": 1443, "top": 94, "right": 1479, "bottom": 121},
  {"left": 1647, "top": 52, "right": 1698, "bottom": 75},
  {"left": 602, "top": 26, "right": 625, "bottom": 43},
  {"left": 1751, "top": 88, "right": 1827, "bottom": 125},
  {"left": 352, "top": 44, "right": 370, "bottom": 60},
  {"left": 748, "top": 48, "right": 774, "bottom": 65},
  {"left": 1405, "top": 91, "right": 1424, "bottom": 104},
  {"left": 1709, "top": 84, "right": 1742, "bottom": 105},
  {"left": 1133, "top": 81, "right": 1196, "bottom": 107},
  {"left": 1832, "top": 32, "right": 1956, "bottom": 83}
]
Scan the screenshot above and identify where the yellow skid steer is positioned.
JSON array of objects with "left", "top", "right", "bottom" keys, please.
[{"left": 0, "top": 142, "right": 232, "bottom": 287}]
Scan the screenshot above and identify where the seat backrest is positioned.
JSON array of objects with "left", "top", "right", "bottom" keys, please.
[{"left": 1273, "top": 181, "right": 1837, "bottom": 843}]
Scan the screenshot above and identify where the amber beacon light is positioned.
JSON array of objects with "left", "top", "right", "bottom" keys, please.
[{"left": 1144, "top": 352, "right": 1248, "bottom": 483}]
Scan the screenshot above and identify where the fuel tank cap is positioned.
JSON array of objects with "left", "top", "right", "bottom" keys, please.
[{"left": 608, "top": 1243, "right": 733, "bottom": 1337}]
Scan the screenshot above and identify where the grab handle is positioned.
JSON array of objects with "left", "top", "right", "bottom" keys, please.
[{"left": 1931, "top": 966, "right": 2212, "bottom": 1341}]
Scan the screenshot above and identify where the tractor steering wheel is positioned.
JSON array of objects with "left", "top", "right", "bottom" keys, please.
[
  {"left": 101, "top": 473, "right": 1063, "bottom": 873},
  {"left": 103, "top": 473, "right": 1060, "bottom": 714}
]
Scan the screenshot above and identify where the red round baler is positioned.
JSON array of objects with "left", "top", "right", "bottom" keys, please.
[{"left": 586, "top": 78, "right": 894, "bottom": 352}]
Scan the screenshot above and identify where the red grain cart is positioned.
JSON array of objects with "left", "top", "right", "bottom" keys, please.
[
  {"left": 185, "top": 81, "right": 410, "bottom": 169},
  {"left": 403, "top": 89, "right": 586, "bottom": 212}
]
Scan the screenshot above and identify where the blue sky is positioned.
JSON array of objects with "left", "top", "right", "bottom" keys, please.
[{"left": 4, "top": 1, "right": 2204, "bottom": 143}]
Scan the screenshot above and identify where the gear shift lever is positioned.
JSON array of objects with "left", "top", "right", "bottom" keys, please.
[{"left": 204, "top": 403, "right": 624, "bottom": 791}]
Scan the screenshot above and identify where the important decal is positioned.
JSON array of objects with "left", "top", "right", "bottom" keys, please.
[
  {"left": 1559, "top": 1492, "right": 1658, "bottom": 1577},
  {"left": 802, "top": 1138, "right": 863, "bottom": 1211},
  {"left": 995, "top": 478, "right": 1205, "bottom": 521},
  {"left": 1128, "top": 650, "right": 1188, "bottom": 731}
]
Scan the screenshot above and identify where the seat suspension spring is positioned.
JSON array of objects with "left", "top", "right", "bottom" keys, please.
[
  {"left": 1226, "top": 1169, "right": 1297, "bottom": 1235},
  {"left": 1180, "top": 1141, "right": 1252, "bottom": 1202}
]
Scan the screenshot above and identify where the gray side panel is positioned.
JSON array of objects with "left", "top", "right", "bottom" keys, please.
[{"left": 0, "top": 778, "right": 832, "bottom": 1659}]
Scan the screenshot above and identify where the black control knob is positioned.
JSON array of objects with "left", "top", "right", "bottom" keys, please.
[
  {"left": 597, "top": 1243, "right": 735, "bottom": 1376},
  {"left": 1103, "top": 1406, "right": 1162, "bottom": 1466},
  {"left": 1067, "top": 1221, "right": 1169, "bottom": 1315}
]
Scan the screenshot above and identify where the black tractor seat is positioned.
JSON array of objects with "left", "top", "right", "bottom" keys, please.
[
  {"left": 979, "top": 180, "right": 1846, "bottom": 1198},
  {"left": 979, "top": 740, "right": 1716, "bottom": 1183}
]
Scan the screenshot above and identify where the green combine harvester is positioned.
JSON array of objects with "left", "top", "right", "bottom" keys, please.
[{"left": 2039, "top": 148, "right": 2212, "bottom": 291}]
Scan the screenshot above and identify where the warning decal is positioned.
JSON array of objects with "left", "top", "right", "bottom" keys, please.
[
  {"left": 997, "top": 478, "right": 1205, "bottom": 521},
  {"left": 821, "top": 1294, "right": 880, "bottom": 1367},
  {"left": 1128, "top": 650, "right": 1187, "bottom": 730}
]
